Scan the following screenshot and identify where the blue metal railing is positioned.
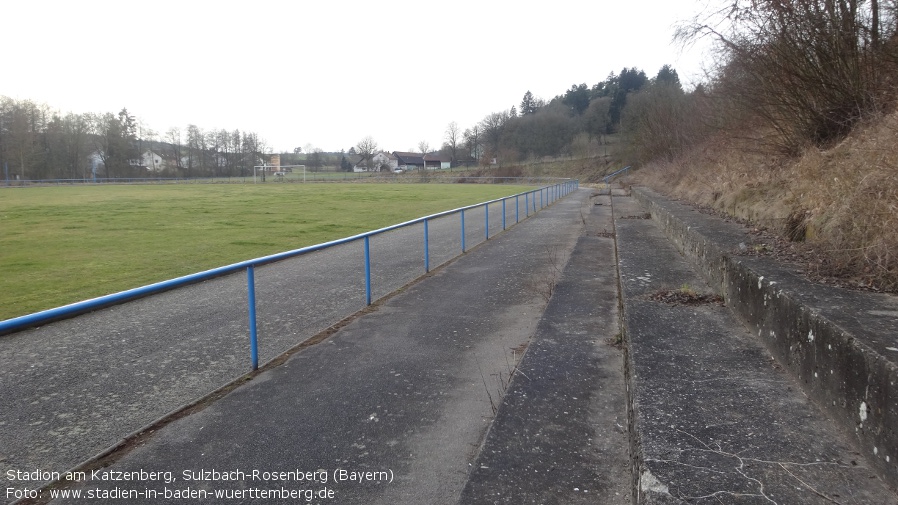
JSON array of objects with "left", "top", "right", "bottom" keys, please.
[
  {"left": 0, "top": 180, "right": 580, "bottom": 368},
  {"left": 603, "top": 165, "right": 631, "bottom": 183}
]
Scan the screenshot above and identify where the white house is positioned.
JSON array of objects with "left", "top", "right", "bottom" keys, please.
[
  {"left": 139, "top": 150, "right": 165, "bottom": 172},
  {"left": 354, "top": 151, "right": 398, "bottom": 172}
]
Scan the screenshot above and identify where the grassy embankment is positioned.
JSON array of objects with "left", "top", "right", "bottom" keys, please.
[
  {"left": 0, "top": 183, "right": 530, "bottom": 320},
  {"left": 625, "top": 114, "right": 898, "bottom": 291}
]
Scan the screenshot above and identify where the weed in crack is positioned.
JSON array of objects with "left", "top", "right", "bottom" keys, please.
[
  {"left": 526, "top": 246, "right": 564, "bottom": 303},
  {"left": 606, "top": 332, "right": 625, "bottom": 350},
  {"left": 477, "top": 342, "right": 531, "bottom": 416},
  {"left": 476, "top": 359, "right": 497, "bottom": 415}
]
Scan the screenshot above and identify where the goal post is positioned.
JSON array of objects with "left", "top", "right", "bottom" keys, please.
[{"left": 252, "top": 164, "right": 307, "bottom": 183}]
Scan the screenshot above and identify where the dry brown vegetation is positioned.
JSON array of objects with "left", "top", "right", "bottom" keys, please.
[{"left": 628, "top": 110, "right": 898, "bottom": 291}]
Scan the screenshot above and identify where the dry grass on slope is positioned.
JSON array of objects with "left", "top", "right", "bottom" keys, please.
[{"left": 627, "top": 112, "right": 898, "bottom": 292}]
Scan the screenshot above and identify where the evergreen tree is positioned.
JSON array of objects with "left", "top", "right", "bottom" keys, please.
[
  {"left": 654, "top": 65, "right": 681, "bottom": 90},
  {"left": 608, "top": 68, "right": 648, "bottom": 130},
  {"left": 520, "top": 91, "right": 538, "bottom": 115},
  {"left": 563, "top": 83, "right": 590, "bottom": 115}
]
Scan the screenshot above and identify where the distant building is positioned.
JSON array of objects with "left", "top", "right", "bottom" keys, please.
[
  {"left": 392, "top": 152, "right": 425, "bottom": 170},
  {"left": 137, "top": 150, "right": 166, "bottom": 172},
  {"left": 394, "top": 152, "right": 450, "bottom": 170},
  {"left": 354, "top": 152, "right": 398, "bottom": 172},
  {"left": 424, "top": 153, "right": 451, "bottom": 169},
  {"left": 353, "top": 151, "right": 450, "bottom": 172}
]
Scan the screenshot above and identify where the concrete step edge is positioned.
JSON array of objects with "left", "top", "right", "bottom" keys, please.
[{"left": 631, "top": 186, "right": 898, "bottom": 489}]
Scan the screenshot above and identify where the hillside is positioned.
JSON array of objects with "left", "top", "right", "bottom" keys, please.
[{"left": 624, "top": 110, "right": 898, "bottom": 292}]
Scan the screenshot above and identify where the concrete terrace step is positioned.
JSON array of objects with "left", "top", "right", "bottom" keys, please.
[
  {"left": 460, "top": 195, "right": 630, "bottom": 504},
  {"left": 631, "top": 186, "right": 898, "bottom": 490},
  {"left": 614, "top": 194, "right": 897, "bottom": 504}
]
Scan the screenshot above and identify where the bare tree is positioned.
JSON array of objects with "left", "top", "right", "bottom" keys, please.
[
  {"left": 620, "top": 81, "right": 694, "bottom": 163},
  {"left": 59, "top": 113, "right": 91, "bottom": 178},
  {"left": 463, "top": 125, "right": 483, "bottom": 161},
  {"left": 90, "top": 110, "right": 137, "bottom": 178},
  {"left": 0, "top": 97, "right": 39, "bottom": 179},
  {"left": 356, "top": 135, "right": 378, "bottom": 171},
  {"left": 166, "top": 127, "right": 183, "bottom": 175},
  {"left": 418, "top": 140, "right": 430, "bottom": 170},
  {"left": 480, "top": 110, "right": 512, "bottom": 161},
  {"left": 444, "top": 121, "right": 460, "bottom": 167},
  {"left": 215, "top": 129, "right": 233, "bottom": 176}
]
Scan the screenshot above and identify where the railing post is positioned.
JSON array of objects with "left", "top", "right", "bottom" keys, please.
[
  {"left": 364, "top": 236, "right": 372, "bottom": 305},
  {"left": 461, "top": 209, "right": 466, "bottom": 253},
  {"left": 515, "top": 195, "right": 519, "bottom": 223},
  {"left": 502, "top": 198, "right": 507, "bottom": 230},
  {"left": 424, "top": 218, "right": 430, "bottom": 273},
  {"left": 485, "top": 203, "right": 490, "bottom": 240},
  {"left": 246, "top": 265, "right": 259, "bottom": 370}
]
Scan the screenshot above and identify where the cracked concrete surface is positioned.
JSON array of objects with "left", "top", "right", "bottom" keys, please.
[{"left": 615, "top": 194, "right": 897, "bottom": 504}]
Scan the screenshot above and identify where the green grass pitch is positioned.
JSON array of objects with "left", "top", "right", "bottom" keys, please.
[{"left": 0, "top": 183, "right": 531, "bottom": 321}]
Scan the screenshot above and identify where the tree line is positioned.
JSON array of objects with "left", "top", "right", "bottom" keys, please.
[
  {"left": 0, "top": 98, "right": 271, "bottom": 180},
  {"left": 2, "top": 64, "right": 690, "bottom": 179},
  {"left": 433, "top": 66, "right": 666, "bottom": 165}
]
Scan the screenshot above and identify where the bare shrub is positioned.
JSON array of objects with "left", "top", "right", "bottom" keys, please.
[
  {"left": 679, "top": 0, "right": 898, "bottom": 154},
  {"left": 621, "top": 82, "right": 697, "bottom": 164}
]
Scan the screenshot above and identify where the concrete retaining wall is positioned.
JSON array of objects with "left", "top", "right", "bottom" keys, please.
[{"left": 632, "top": 186, "right": 898, "bottom": 489}]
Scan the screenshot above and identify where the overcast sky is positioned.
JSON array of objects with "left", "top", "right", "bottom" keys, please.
[{"left": 3, "top": 0, "right": 716, "bottom": 154}]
